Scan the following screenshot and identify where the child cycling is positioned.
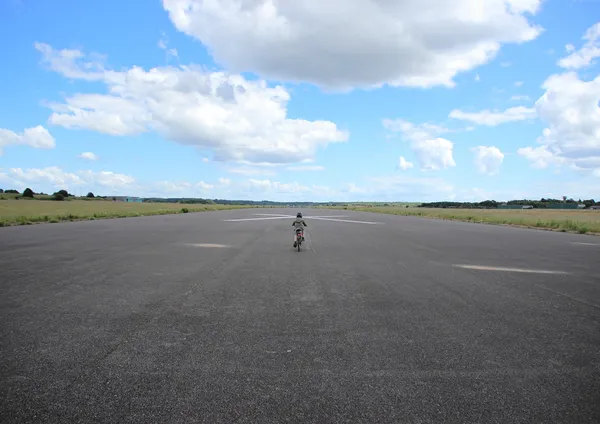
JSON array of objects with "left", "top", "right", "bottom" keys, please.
[{"left": 292, "top": 212, "right": 307, "bottom": 247}]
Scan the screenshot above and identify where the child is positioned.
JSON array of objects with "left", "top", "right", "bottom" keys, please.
[{"left": 292, "top": 212, "right": 307, "bottom": 247}]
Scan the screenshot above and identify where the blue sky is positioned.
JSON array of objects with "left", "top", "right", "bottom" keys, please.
[{"left": 0, "top": 0, "right": 599, "bottom": 201}]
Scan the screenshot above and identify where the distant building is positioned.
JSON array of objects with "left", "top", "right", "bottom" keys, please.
[{"left": 112, "top": 196, "right": 143, "bottom": 203}]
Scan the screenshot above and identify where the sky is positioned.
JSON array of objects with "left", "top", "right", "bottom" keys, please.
[{"left": 0, "top": 0, "right": 599, "bottom": 202}]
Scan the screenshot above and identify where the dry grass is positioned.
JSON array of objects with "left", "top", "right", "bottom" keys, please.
[
  {"left": 321, "top": 205, "right": 600, "bottom": 234},
  {"left": 0, "top": 199, "right": 258, "bottom": 227}
]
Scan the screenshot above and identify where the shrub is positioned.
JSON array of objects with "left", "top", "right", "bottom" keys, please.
[
  {"left": 181, "top": 207, "right": 189, "bottom": 213},
  {"left": 52, "top": 193, "right": 65, "bottom": 201},
  {"left": 22, "top": 188, "right": 34, "bottom": 198},
  {"left": 86, "top": 192, "right": 95, "bottom": 198}
]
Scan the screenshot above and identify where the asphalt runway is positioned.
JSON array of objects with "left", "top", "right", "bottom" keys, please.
[{"left": 1, "top": 208, "right": 600, "bottom": 423}]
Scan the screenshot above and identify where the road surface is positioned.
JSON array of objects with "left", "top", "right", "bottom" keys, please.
[{"left": 1, "top": 209, "right": 599, "bottom": 423}]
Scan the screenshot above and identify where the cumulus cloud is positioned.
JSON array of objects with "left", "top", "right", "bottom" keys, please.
[
  {"left": 557, "top": 22, "right": 600, "bottom": 70},
  {"left": 162, "top": 0, "right": 543, "bottom": 90},
  {"left": 35, "top": 42, "right": 348, "bottom": 165},
  {"left": 397, "top": 156, "right": 414, "bottom": 171},
  {"left": 517, "top": 145, "right": 565, "bottom": 169},
  {"left": 0, "top": 125, "right": 55, "bottom": 155},
  {"left": 79, "top": 152, "right": 99, "bottom": 161},
  {"left": 2, "top": 167, "right": 135, "bottom": 192},
  {"left": 472, "top": 146, "right": 505, "bottom": 175},
  {"left": 384, "top": 119, "right": 456, "bottom": 171},
  {"left": 449, "top": 106, "right": 536, "bottom": 126},
  {"left": 519, "top": 71, "right": 600, "bottom": 176}
]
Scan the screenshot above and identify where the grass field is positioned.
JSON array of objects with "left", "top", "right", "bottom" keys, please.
[
  {"left": 320, "top": 205, "right": 600, "bottom": 234},
  {"left": 0, "top": 199, "right": 257, "bottom": 226}
]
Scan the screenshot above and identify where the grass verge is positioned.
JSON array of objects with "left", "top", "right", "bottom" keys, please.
[
  {"left": 318, "top": 205, "right": 600, "bottom": 235},
  {"left": 0, "top": 199, "right": 261, "bottom": 227}
]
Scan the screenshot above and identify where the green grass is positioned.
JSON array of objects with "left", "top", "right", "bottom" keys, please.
[
  {"left": 319, "top": 205, "right": 600, "bottom": 234},
  {"left": 0, "top": 199, "right": 260, "bottom": 227}
]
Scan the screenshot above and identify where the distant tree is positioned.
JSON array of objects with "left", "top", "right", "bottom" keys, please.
[
  {"left": 52, "top": 192, "right": 65, "bottom": 201},
  {"left": 5, "top": 189, "right": 19, "bottom": 194},
  {"left": 57, "top": 189, "right": 69, "bottom": 197},
  {"left": 86, "top": 192, "right": 95, "bottom": 198},
  {"left": 0, "top": 189, "right": 3, "bottom": 193},
  {"left": 22, "top": 188, "right": 34, "bottom": 198}
]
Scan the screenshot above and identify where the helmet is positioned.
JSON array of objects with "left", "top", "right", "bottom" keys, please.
[{"left": 297, "top": 212, "right": 302, "bottom": 218}]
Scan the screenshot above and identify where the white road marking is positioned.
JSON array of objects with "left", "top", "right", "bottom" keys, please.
[
  {"left": 223, "top": 216, "right": 293, "bottom": 222},
  {"left": 308, "top": 217, "right": 384, "bottom": 225},
  {"left": 304, "top": 215, "right": 350, "bottom": 219},
  {"left": 225, "top": 215, "right": 354, "bottom": 222},
  {"left": 453, "top": 264, "right": 568, "bottom": 274},
  {"left": 252, "top": 213, "right": 350, "bottom": 219},
  {"left": 570, "top": 242, "right": 600, "bottom": 246},
  {"left": 183, "top": 243, "right": 231, "bottom": 248}
]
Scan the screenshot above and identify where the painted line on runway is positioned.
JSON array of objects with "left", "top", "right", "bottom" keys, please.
[
  {"left": 570, "top": 242, "right": 600, "bottom": 246},
  {"left": 252, "top": 214, "right": 350, "bottom": 219},
  {"left": 308, "top": 217, "right": 384, "bottom": 225},
  {"left": 453, "top": 264, "right": 569, "bottom": 274},
  {"left": 223, "top": 216, "right": 293, "bottom": 222}
]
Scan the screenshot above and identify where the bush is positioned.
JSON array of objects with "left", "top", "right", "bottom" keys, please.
[
  {"left": 22, "top": 188, "right": 34, "bottom": 198},
  {"left": 52, "top": 193, "right": 65, "bottom": 201},
  {"left": 181, "top": 207, "right": 189, "bottom": 213},
  {"left": 86, "top": 192, "right": 95, "bottom": 198}
]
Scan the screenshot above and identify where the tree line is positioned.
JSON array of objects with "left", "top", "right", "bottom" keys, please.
[
  {"left": 418, "top": 198, "right": 597, "bottom": 209},
  {"left": 2, "top": 188, "right": 596, "bottom": 208}
]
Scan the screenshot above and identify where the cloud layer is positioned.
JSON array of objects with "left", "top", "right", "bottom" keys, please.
[
  {"left": 0, "top": 125, "right": 55, "bottom": 156},
  {"left": 162, "top": 0, "right": 543, "bottom": 90},
  {"left": 36, "top": 43, "right": 348, "bottom": 165}
]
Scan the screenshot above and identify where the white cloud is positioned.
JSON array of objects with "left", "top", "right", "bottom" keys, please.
[
  {"left": 78, "top": 151, "right": 99, "bottom": 161},
  {"left": 34, "top": 42, "right": 106, "bottom": 81},
  {"left": 472, "top": 146, "right": 505, "bottom": 175},
  {"left": 158, "top": 33, "right": 179, "bottom": 61},
  {"left": 514, "top": 81, "right": 524, "bottom": 87},
  {"left": 384, "top": 119, "right": 456, "bottom": 171},
  {"left": 397, "top": 156, "right": 414, "bottom": 171},
  {"left": 519, "top": 71, "right": 600, "bottom": 176},
  {"left": 35, "top": 42, "right": 348, "bottom": 165},
  {"left": 449, "top": 106, "right": 536, "bottom": 126},
  {"left": 8, "top": 166, "right": 83, "bottom": 187},
  {"left": 162, "top": 0, "right": 542, "bottom": 90},
  {"left": 412, "top": 138, "right": 456, "bottom": 171},
  {"left": 77, "top": 170, "right": 135, "bottom": 187},
  {"left": 2, "top": 167, "right": 135, "bottom": 192},
  {"left": 510, "top": 95, "right": 530, "bottom": 101},
  {"left": 558, "top": 22, "right": 600, "bottom": 70},
  {"left": 0, "top": 125, "right": 55, "bottom": 155},
  {"left": 517, "top": 145, "right": 566, "bottom": 169}
]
